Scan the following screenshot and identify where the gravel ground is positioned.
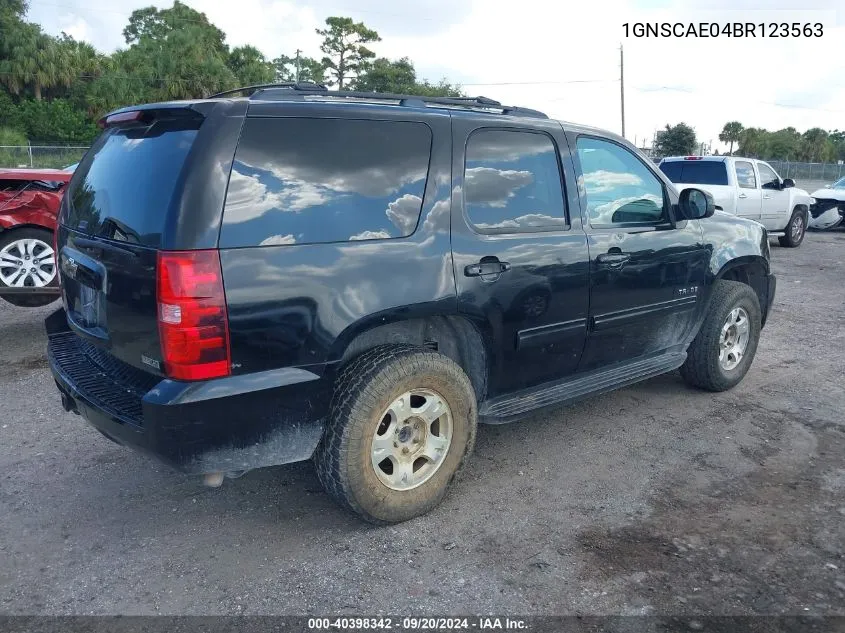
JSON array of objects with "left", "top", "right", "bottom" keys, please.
[{"left": 1, "top": 231, "right": 844, "bottom": 617}]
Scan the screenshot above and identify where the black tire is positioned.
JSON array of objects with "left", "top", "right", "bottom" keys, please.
[
  {"left": 680, "top": 280, "right": 761, "bottom": 392},
  {"left": 778, "top": 208, "right": 806, "bottom": 248},
  {"left": 0, "top": 227, "right": 58, "bottom": 307},
  {"left": 314, "top": 344, "right": 477, "bottom": 524}
]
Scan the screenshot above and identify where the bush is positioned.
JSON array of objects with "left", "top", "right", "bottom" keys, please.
[{"left": 0, "top": 126, "right": 27, "bottom": 145}]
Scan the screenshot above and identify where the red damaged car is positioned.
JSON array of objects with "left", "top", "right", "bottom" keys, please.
[{"left": 0, "top": 167, "right": 74, "bottom": 306}]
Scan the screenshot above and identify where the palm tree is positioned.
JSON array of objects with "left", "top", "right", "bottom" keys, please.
[{"left": 719, "top": 121, "right": 744, "bottom": 156}]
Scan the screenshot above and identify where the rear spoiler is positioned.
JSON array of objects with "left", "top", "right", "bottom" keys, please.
[{"left": 98, "top": 104, "right": 209, "bottom": 129}]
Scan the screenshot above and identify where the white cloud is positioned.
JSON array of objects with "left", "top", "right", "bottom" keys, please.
[
  {"left": 582, "top": 170, "right": 644, "bottom": 194},
  {"left": 349, "top": 229, "right": 391, "bottom": 241},
  {"left": 259, "top": 233, "right": 296, "bottom": 245},
  {"left": 26, "top": 0, "right": 844, "bottom": 152},
  {"left": 385, "top": 193, "right": 422, "bottom": 234},
  {"left": 465, "top": 167, "right": 533, "bottom": 207}
]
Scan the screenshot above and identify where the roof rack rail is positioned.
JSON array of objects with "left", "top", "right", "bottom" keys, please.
[
  {"left": 209, "top": 82, "right": 548, "bottom": 118},
  {"left": 208, "top": 82, "right": 328, "bottom": 99}
]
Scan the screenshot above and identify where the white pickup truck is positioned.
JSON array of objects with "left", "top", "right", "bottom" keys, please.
[{"left": 659, "top": 156, "right": 814, "bottom": 247}]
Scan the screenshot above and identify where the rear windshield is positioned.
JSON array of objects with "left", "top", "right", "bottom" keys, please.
[
  {"left": 220, "top": 118, "right": 432, "bottom": 247},
  {"left": 64, "top": 120, "right": 199, "bottom": 247},
  {"left": 659, "top": 160, "right": 728, "bottom": 186}
]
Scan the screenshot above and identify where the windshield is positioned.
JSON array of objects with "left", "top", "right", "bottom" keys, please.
[{"left": 831, "top": 177, "right": 845, "bottom": 189}]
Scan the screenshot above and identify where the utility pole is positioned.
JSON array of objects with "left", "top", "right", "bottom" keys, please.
[
  {"left": 620, "top": 44, "right": 626, "bottom": 139},
  {"left": 295, "top": 49, "right": 302, "bottom": 82}
]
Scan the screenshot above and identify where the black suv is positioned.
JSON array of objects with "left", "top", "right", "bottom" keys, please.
[{"left": 47, "top": 84, "right": 776, "bottom": 523}]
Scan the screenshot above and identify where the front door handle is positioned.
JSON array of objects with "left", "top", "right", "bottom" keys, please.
[
  {"left": 738, "top": 193, "right": 748, "bottom": 199},
  {"left": 464, "top": 259, "right": 511, "bottom": 277},
  {"left": 596, "top": 252, "right": 630, "bottom": 267}
]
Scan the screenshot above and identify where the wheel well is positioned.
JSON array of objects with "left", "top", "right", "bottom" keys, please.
[
  {"left": 718, "top": 263, "right": 768, "bottom": 320},
  {"left": 340, "top": 316, "right": 490, "bottom": 401}
]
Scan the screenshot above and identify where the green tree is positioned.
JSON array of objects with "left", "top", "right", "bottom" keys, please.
[
  {"left": 353, "top": 57, "right": 462, "bottom": 96},
  {"left": 801, "top": 127, "right": 830, "bottom": 162},
  {"left": 273, "top": 53, "right": 325, "bottom": 83},
  {"left": 354, "top": 57, "right": 415, "bottom": 92},
  {"left": 122, "top": 0, "right": 227, "bottom": 56},
  {"left": 737, "top": 127, "right": 768, "bottom": 158},
  {"left": 767, "top": 128, "right": 800, "bottom": 160},
  {"left": 316, "top": 16, "right": 380, "bottom": 89},
  {"left": 718, "top": 121, "right": 743, "bottom": 156},
  {"left": 228, "top": 45, "right": 275, "bottom": 86},
  {"left": 654, "top": 123, "right": 697, "bottom": 157}
]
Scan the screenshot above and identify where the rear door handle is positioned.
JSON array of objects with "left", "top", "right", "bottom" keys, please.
[
  {"left": 738, "top": 193, "right": 748, "bottom": 199},
  {"left": 464, "top": 260, "right": 511, "bottom": 277},
  {"left": 763, "top": 195, "right": 772, "bottom": 199},
  {"left": 596, "top": 252, "right": 630, "bottom": 267}
]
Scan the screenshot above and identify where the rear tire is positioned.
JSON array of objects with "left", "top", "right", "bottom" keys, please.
[
  {"left": 0, "top": 227, "right": 58, "bottom": 307},
  {"left": 778, "top": 209, "right": 806, "bottom": 248},
  {"left": 680, "top": 280, "right": 761, "bottom": 392},
  {"left": 314, "top": 344, "right": 477, "bottom": 524}
]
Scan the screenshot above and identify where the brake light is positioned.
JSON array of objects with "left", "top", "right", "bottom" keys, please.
[
  {"left": 157, "top": 250, "right": 231, "bottom": 381},
  {"left": 684, "top": 156, "right": 703, "bottom": 160},
  {"left": 97, "top": 110, "right": 144, "bottom": 128}
]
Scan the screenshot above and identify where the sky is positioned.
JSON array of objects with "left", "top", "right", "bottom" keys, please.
[{"left": 26, "top": 0, "right": 845, "bottom": 153}]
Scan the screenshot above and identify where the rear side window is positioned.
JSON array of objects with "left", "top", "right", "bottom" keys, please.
[
  {"left": 220, "top": 118, "right": 432, "bottom": 247},
  {"left": 65, "top": 121, "right": 199, "bottom": 247},
  {"left": 463, "top": 129, "right": 567, "bottom": 233},
  {"left": 659, "top": 160, "right": 728, "bottom": 186},
  {"left": 735, "top": 161, "right": 757, "bottom": 189}
]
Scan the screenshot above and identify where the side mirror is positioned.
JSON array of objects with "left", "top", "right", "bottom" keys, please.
[
  {"left": 677, "top": 188, "right": 715, "bottom": 220},
  {"left": 782, "top": 178, "right": 795, "bottom": 189}
]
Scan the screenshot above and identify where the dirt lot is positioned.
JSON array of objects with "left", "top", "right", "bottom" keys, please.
[{"left": 1, "top": 231, "right": 844, "bottom": 617}]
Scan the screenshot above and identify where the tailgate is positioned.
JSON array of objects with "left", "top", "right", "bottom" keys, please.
[{"left": 57, "top": 111, "right": 203, "bottom": 374}]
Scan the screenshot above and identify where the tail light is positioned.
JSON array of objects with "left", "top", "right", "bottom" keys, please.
[{"left": 157, "top": 250, "right": 231, "bottom": 381}]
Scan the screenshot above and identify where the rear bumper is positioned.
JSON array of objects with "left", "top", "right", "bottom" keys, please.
[{"left": 46, "top": 309, "right": 330, "bottom": 474}]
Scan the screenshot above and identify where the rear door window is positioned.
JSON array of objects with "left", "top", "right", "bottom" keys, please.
[
  {"left": 735, "top": 161, "right": 757, "bottom": 189},
  {"left": 220, "top": 118, "right": 432, "bottom": 247},
  {"left": 64, "top": 120, "right": 200, "bottom": 247},
  {"left": 659, "top": 160, "right": 728, "bottom": 186}
]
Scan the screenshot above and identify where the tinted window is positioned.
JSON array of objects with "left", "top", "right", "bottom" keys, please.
[
  {"left": 735, "top": 161, "right": 757, "bottom": 189},
  {"left": 65, "top": 122, "right": 199, "bottom": 247},
  {"left": 659, "top": 160, "right": 728, "bottom": 186},
  {"left": 463, "top": 130, "right": 567, "bottom": 233},
  {"left": 220, "top": 118, "right": 431, "bottom": 247},
  {"left": 576, "top": 137, "right": 665, "bottom": 227},
  {"left": 757, "top": 163, "right": 779, "bottom": 188}
]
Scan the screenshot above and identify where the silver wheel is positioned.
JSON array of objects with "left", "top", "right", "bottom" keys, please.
[
  {"left": 371, "top": 389, "right": 453, "bottom": 491},
  {"left": 0, "top": 237, "right": 56, "bottom": 288},
  {"left": 791, "top": 214, "right": 804, "bottom": 241},
  {"left": 719, "top": 307, "right": 750, "bottom": 371}
]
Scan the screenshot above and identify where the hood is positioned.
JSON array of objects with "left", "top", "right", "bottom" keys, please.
[
  {"left": 811, "top": 186, "right": 845, "bottom": 201},
  {"left": 0, "top": 168, "right": 73, "bottom": 183}
]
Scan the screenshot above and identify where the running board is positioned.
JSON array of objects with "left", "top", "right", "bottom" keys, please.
[{"left": 479, "top": 352, "right": 687, "bottom": 424}]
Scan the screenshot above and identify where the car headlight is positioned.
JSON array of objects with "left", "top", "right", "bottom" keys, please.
[{"left": 810, "top": 197, "right": 816, "bottom": 204}]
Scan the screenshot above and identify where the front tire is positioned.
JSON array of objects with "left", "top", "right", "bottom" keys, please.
[
  {"left": 314, "top": 344, "right": 477, "bottom": 524},
  {"left": 778, "top": 209, "right": 806, "bottom": 247},
  {"left": 680, "top": 280, "right": 762, "bottom": 392}
]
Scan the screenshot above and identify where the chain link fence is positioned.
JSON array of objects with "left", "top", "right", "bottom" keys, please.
[
  {"left": 0, "top": 146, "right": 89, "bottom": 170},
  {"left": 767, "top": 160, "right": 844, "bottom": 193}
]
